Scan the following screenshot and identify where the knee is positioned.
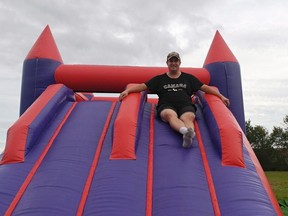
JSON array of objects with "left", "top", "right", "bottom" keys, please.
[
  {"left": 160, "top": 110, "right": 177, "bottom": 122},
  {"left": 180, "top": 112, "right": 195, "bottom": 121}
]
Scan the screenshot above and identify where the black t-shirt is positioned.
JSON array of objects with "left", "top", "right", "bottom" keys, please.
[{"left": 145, "top": 72, "right": 203, "bottom": 106}]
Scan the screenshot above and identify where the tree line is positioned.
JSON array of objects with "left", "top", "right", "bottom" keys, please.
[{"left": 245, "top": 115, "right": 288, "bottom": 171}]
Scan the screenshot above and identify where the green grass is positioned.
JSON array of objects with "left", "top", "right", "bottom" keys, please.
[
  {"left": 265, "top": 171, "right": 288, "bottom": 200},
  {"left": 265, "top": 171, "right": 288, "bottom": 215}
]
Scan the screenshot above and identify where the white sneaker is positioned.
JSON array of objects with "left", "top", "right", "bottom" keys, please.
[{"left": 182, "top": 128, "right": 195, "bottom": 148}]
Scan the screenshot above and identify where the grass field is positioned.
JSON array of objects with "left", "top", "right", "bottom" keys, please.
[
  {"left": 265, "top": 171, "right": 288, "bottom": 200},
  {"left": 265, "top": 171, "right": 288, "bottom": 215}
]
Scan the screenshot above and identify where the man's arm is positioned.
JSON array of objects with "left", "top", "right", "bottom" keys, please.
[
  {"left": 200, "top": 84, "right": 230, "bottom": 106},
  {"left": 119, "top": 83, "right": 148, "bottom": 101}
]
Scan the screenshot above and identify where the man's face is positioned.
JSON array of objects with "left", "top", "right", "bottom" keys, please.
[{"left": 167, "top": 57, "right": 181, "bottom": 72}]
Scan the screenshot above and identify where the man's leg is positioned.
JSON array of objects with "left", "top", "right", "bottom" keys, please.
[
  {"left": 179, "top": 112, "right": 196, "bottom": 148},
  {"left": 179, "top": 112, "right": 196, "bottom": 130},
  {"left": 160, "top": 109, "right": 195, "bottom": 148},
  {"left": 160, "top": 108, "right": 185, "bottom": 132}
]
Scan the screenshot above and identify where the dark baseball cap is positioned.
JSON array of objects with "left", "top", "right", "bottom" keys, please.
[{"left": 167, "top": 51, "right": 181, "bottom": 61}]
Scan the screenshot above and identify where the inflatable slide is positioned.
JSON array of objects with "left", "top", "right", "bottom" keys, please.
[{"left": 0, "top": 26, "right": 282, "bottom": 216}]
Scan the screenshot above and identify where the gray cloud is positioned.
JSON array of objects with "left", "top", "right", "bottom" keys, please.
[{"left": 0, "top": 0, "right": 221, "bottom": 67}]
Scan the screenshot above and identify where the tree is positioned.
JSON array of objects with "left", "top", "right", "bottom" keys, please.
[
  {"left": 268, "top": 116, "right": 288, "bottom": 170},
  {"left": 245, "top": 120, "right": 271, "bottom": 149},
  {"left": 270, "top": 115, "right": 288, "bottom": 149},
  {"left": 270, "top": 127, "right": 288, "bottom": 149},
  {"left": 245, "top": 116, "right": 288, "bottom": 171}
]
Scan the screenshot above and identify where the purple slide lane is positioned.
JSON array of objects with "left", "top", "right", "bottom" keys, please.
[
  {"left": 10, "top": 101, "right": 115, "bottom": 215},
  {"left": 82, "top": 103, "right": 152, "bottom": 215},
  {"left": 152, "top": 112, "right": 215, "bottom": 216},
  {"left": 0, "top": 101, "right": 73, "bottom": 215},
  {"left": 196, "top": 106, "right": 278, "bottom": 216}
]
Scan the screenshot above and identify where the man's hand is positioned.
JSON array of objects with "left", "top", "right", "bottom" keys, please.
[
  {"left": 119, "top": 90, "right": 129, "bottom": 101},
  {"left": 200, "top": 84, "right": 230, "bottom": 107},
  {"left": 118, "top": 83, "right": 148, "bottom": 101},
  {"left": 220, "top": 95, "right": 230, "bottom": 107}
]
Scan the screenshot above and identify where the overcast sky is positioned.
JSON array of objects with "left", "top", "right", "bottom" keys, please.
[{"left": 1, "top": 0, "right": 288, "bottom": 151}]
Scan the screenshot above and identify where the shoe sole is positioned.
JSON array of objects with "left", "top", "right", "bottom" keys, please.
[{"left": 182, "top": 129, "right": 195, "bottom": 148}]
